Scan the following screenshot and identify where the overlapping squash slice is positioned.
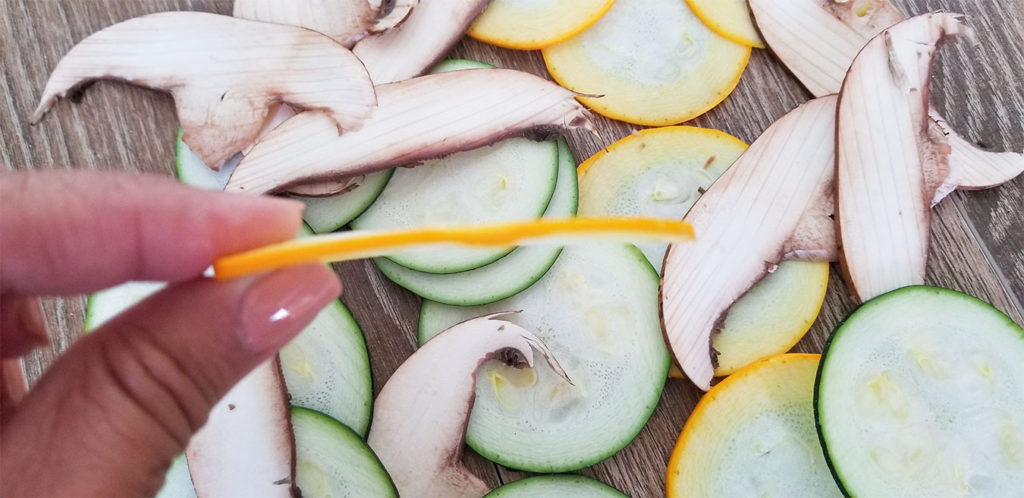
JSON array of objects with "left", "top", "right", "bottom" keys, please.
[
  {"left": 667, "top": 354, "right": 841, "bottom": 497},
  {"left": 542, "top": 0, "right": 750, "bottom": 125},
  {"left": 468, "top": 0, "right": 615, "bottom": 50},
  {"left": 576, "top": 126, "right": 828, "bottom": 377},
  {"left": 685, "top": 0, "right": 765, "bottom": 47}
]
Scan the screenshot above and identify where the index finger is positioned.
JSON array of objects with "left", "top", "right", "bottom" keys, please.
[{"left": 0, "top": 170, "right": 304, "bottom": 295}]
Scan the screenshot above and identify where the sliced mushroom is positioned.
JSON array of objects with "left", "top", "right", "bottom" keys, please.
[
  {"left": 371, "top": 0, "right": 419, "bottom": 33},
  {"left": 749, "top": 0, "right": 1023, "bottom": 190},
  {"left": 226, "top": 68, "right": 594, "bottom": 195},
  {"left": 186, "top": 360, "right": 295, "bottom": 497},
  {"left": 367, "top": 313, "right": 569, "bottom": 498},
  {"left": 233, "top": 0, "right": 378, "bottom": 47},
  {"left": 353, "top": 0, "right": 492, "bottom": 84},
  {"left": 836, "top": 13, "right": 966, "bottom": 303},
  {"left": 660, "top": 95, "right": 838, "bottom": 391},
  {"left": 31, "top": 12, "right": 376, "bottom": 169}
]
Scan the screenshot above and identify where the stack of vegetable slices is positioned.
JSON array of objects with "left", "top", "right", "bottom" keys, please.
[{"left": 28, "top": 0, "right": 1023, "bottom": 495}]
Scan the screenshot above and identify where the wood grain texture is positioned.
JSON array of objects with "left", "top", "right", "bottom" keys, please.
[{"left": 1, "top": 0, "right": 1021, "bottom": 495}]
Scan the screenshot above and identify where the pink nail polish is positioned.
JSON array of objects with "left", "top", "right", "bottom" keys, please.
[{"left": 239, "top": 264, "right": 340, "bottom": 354}]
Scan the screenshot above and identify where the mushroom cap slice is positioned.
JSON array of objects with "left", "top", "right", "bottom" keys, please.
[
  {"left": 749, "top": 0, "right": 1023, "bottom": 191},
  {"left": 836, "top": 13, "right": 966, "bottom": 303},
  {"left": 660, "top": 95, "right": 838, "bottom": 391},
  {"left": 353, "top": 0, "right": 491, "bottom": 84},
  {"left": 367, "top": 313, "right": 568, "bottom": 498},
  {"left": 233, "top": 0, "right": 378, "bottom": 47},
  {"left": 371, "top": 0, "right": 419, "bottom": 33},
  {"left": 31, "top": 12, "right": 376, "bottom": 169},
  {"left": 186, "top": 360, "right": 295, "bottom": 497},
  {"left": 227, "top": 68, "right": 593, "bottom": 195}
]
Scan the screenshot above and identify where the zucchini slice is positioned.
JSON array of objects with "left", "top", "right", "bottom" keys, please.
[
  {"left": 468, "top": 0, "right": 615, "bottom": 50},
  {"left": 291, "top": 407, "right": 397, "bottom": 498},
  {"left": 84, "top": 278, "right": 373, "bottom": 438},
  {"left": 352, "top": 137, "right": 559, "bottom": 273},
  {"left": 374, "top": 138, "right": 577, "bottom": 305},
  {"left": 419, "top": 243, "right": 668, "bottom": 472},
  {"left": 576, "top": 126, "right": 828, "bottom": 376},
  {"left": 668, "top": 354, "right": 841, "bottom": 497},
  {"left": 175, "top": 128, "right": 392, "bottom": 230},
  {"left": 485, "top": 475, "right": 626, "bottom": 497},
  {"left": 816, "top": 286, "right": 1024, "bottom": 496},
  {"left": 542, "top": 0, "right": 750, "bottom": 125}
]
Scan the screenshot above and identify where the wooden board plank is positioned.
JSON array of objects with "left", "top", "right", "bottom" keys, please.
[{"left": 2, "top": 0, "right": 1022, "bottom": 495}]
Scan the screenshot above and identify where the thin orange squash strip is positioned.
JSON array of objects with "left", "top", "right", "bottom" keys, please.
[{"left": 214, "top": 217, "right": 694, "bottom": 279}]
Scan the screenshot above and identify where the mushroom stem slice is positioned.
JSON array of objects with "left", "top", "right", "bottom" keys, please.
[
  {"left": 226, "top": 69, "right": 594, "bottom": 195},
  {"left": 186, "top": 360, "right": 295, "bottom": 497},
  {"left": 836, "top": 13, "right": 966, "bottom": 303},
  {"left": 660, "top": 95, "right": 838, "bottom": 391},
  {"left": 232, "top": 0, "right": 378, "bottom": 47},
  {"left": 367, "top": 313, "right": 568, "bottom": 498},
  {"left": 31, "top": 12, "right": 376, "bottom": 169},
  {"left": 353, "top": 0, "right": 492, "bottom": 84},
  {"left": 750, "top": 0, "right": 1024, "bottom": 191}
]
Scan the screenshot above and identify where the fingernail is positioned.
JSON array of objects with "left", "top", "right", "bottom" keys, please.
[{"left": 239, "top": 264, "right": 340, "bottom": 354}]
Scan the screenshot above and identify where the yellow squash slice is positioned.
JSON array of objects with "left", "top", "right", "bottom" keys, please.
[
  {"left": 577, "top": 127, "right": 828, "bottom": 377},
  {"left": 542, "top": 0, "right": 750, "bottom": 126},
  {"left": 667, "top": 354, "right": 842, "bottom": 497},
  {"left": 685, "top": 0, "right": 765, "bottom": 48},
  {"left": 468, "top": 0, "right": 615, "bottom": 50}
]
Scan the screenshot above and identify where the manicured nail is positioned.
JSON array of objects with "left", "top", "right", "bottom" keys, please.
[{"left": 239, "top": 264, "right": 340, "bottom": 354}]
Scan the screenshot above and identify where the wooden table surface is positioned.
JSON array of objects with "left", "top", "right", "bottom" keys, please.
[{"left": 3, "top": 0, "right": 1022, "bottom": 495}]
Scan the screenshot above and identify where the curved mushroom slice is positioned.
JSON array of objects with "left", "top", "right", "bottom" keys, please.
[
  {"left": 232, "top": 0, "right": 379, "bottom": 47},
  {"left": 836, "top": 13, "right": 966, "bottom": 303},
  {"left": 661, "top": 96, "right": 837, "bottom": 391},
  {"left": 367, "top": 314, "right": 568, "bottom": 498},
  {"left": 353, "top": 0, "right": 491, "bottom": 84},
  {"left": 31, "top": 12, "right": 376, "bottom": 169},
  {"left": 227, "top": 69, "right": 593, "bottom": 195},
  {"left": 750, "top": 0, "right": 1024, "bottom": 190},
  {"left": 372, "top": 0, "right": 419, "bottom": 33},
  {"left": 186, "top": 360, "right": 295, "bottom": 497}
]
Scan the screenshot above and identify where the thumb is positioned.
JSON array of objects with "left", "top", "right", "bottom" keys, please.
[{"left": 0, "top": 264, "right": 340, "bottom": 497}]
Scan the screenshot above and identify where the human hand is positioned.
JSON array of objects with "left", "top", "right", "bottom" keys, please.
[{"left": 0, "top": 170, "right": 341, "bottom": 496}]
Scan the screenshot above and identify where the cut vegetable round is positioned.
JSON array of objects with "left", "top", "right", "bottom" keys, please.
[
  {"left": 374, "top": 138, "right": 577, "bottom": 305},
  {"left": 176, "top": 129, "right": 391, "bottom": 232},
  {"left": 485, "top": 475, "right": 626, "bottom": 497},
  {"left": 296, "top": 170, "right": 394, "bottom": 233},
  {"left": 685, "top": 0, "right": 765, "bottom": 48},
  {"left": 667, "top": 354, "right": 841, "bottom": 497},
  {"left": 712, "top": 261, "right": 828, "bottom": 375},
  {"left": 577, "top": 126, "right": 746, "bottom": 270},
  {"left": 351, "top": 138, "right": 559, "bottom": 273},
  {"left": 280, "top": 299, "right": 373, "bottom": 437},
  {"left": 291, "top": 407, "right": 397, "bottom": 497},
  {"left": 419, "top": 243, "right": 669, "bottom": 472},
  {"left": 468, "top": 0, "right": 615, "bottom": 50},
  {"left": 577, "top": 126, "right": 828, "bottom": 376},
  {"left": 542, "top": 0, "right": 750, "bottom": 126},
  {"left": 816, "top": 286, "right": 1024, "bottom": 496}
]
